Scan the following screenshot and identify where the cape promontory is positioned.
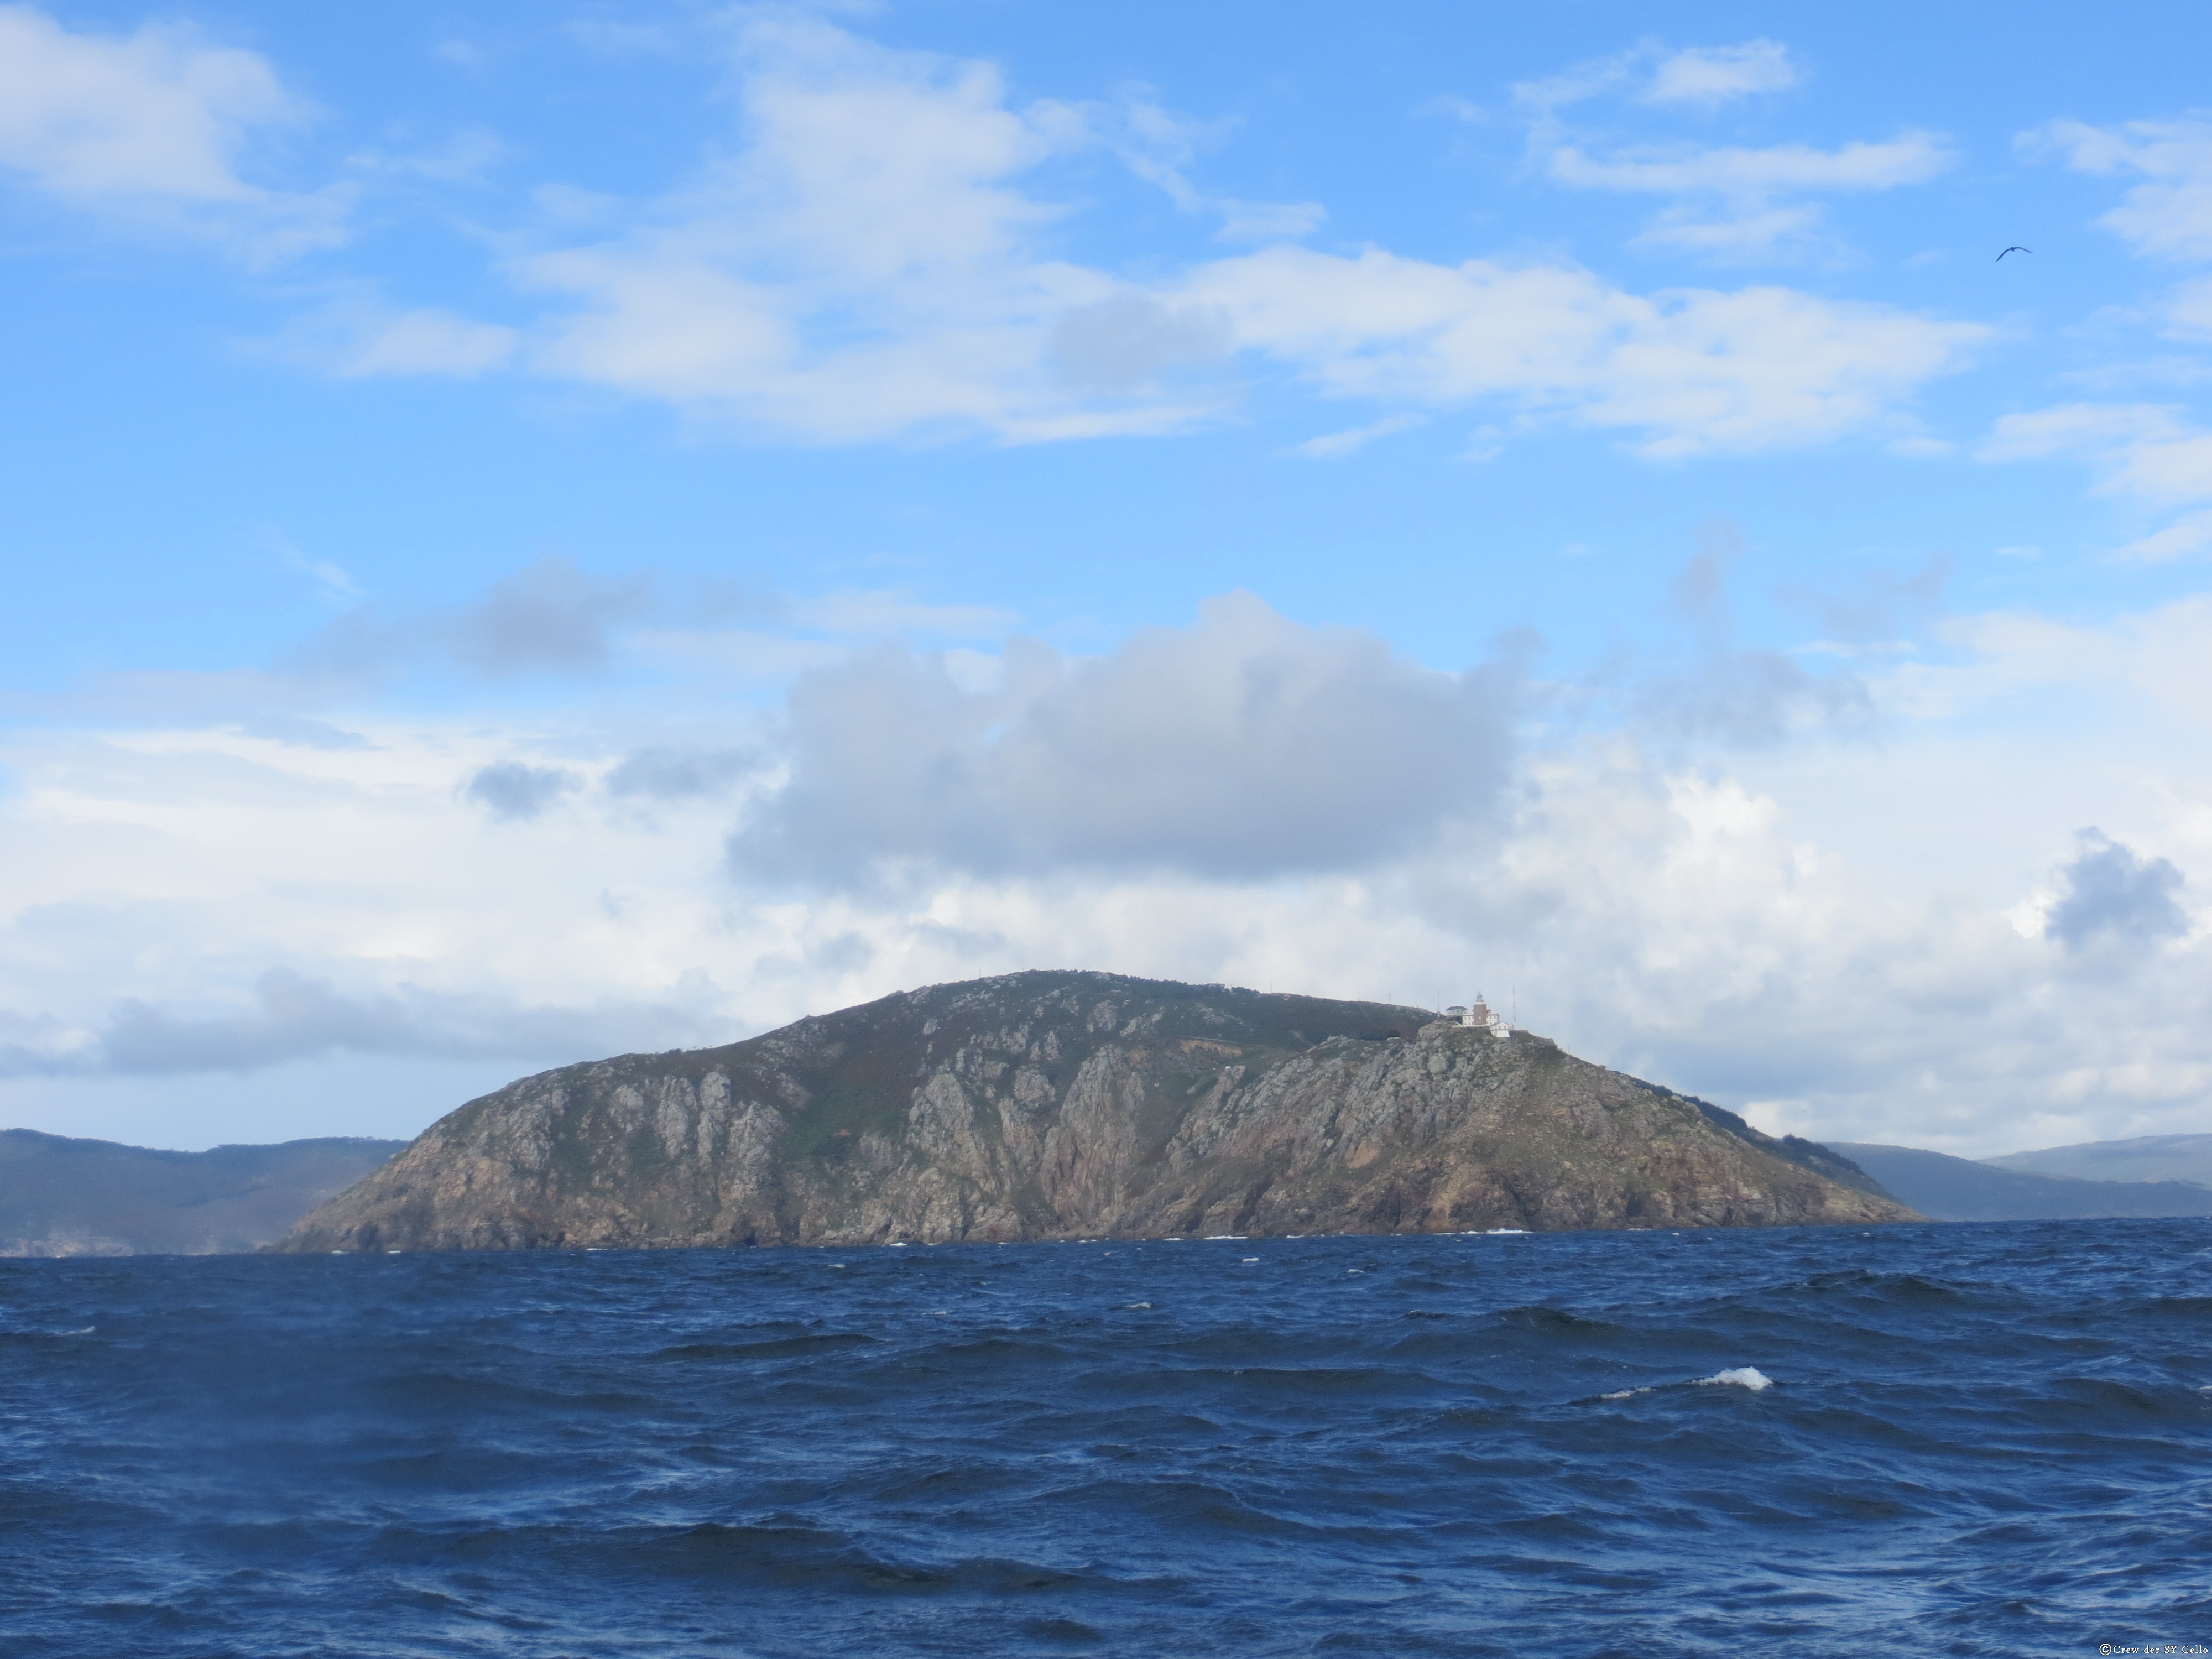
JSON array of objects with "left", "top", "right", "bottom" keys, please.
[{"left": 276, "top": 972, "right": 1913, "bottom": 1251}]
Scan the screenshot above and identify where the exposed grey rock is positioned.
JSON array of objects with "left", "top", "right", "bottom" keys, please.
[{"left": 277, "top": 972, "right": 1916, "bottom": 1251}]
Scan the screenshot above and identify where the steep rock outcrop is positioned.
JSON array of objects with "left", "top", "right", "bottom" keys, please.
[{"left": 276, "top": 972, "right": 1914, "bottom": 1251}]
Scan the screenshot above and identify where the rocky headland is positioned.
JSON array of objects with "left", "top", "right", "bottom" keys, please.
[{"left": 276, "top": 972, "right": 1914, "bottom": 1251}]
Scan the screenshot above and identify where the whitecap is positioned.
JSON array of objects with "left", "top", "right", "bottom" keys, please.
[
  {"left": 1485, "top": 1229, "right": 1529, "bottom": 1236},
  {"left": 1240, "top": 1257, "right": 1259, "bottom": 1264},
  {"left": 1697, "top": 1366, "right": 1775, "bottom": 1391},
  {"left": 1124, "top": 1302, "right": 1151, "bottom": 1310},
  {"left": 1598, "top": 1387, "right": 1651, "bottom": 1401}
]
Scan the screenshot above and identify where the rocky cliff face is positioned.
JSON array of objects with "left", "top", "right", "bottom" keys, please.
[{"left": 276, "top": 972, "right": 1914, "bottom": 1251}]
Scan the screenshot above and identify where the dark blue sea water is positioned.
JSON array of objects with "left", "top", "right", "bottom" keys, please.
[{"left": 2, "top": 1223, "right": 2207, "bottom": 1658}]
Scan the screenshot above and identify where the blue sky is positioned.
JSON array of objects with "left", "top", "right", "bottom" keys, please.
[{"left": 3, "top": 0, "right": 2210, "bottom": 1156}]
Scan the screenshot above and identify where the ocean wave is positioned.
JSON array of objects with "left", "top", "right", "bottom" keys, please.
[{"left": 2, "top": 1219, "right": 2209, "bottom": 1657}]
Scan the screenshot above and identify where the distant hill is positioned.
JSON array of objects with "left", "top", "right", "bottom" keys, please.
[
  {"left": 1832, "top": 1143, "right": 2212, "bottom": 1223},
  {"left": 0, "top": 1130, "right": 407, "bottom": 1256},
  {"left": 277, "top": 972, "right": 1913, "bottom": 1251},
  {"left": 1981, "top": 1133, "right": 2212, "bottom": 1188}
]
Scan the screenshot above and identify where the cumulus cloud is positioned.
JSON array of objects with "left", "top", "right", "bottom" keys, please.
[
  {"left": 2043, "top": 829, "right": 2190, "bottom": 952},
  {"left": 464, "top": 761, "right": 581, "bottom": 821},
  {"left": 728, "top": 591, "right": 1516, "bottom": 882},
  {"left": 6, "top": 591, "right": 2212, "bottom": 1151},
  {"left": 0, "top": 3, "right": 342, "bottom": 255}
]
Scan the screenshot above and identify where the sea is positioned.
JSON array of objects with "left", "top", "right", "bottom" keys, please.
[{"left": 2, "top": 1222, "right": 2206, "bottom": 1658}]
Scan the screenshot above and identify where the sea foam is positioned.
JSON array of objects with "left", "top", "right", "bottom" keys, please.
[{"left": 1697, "top": 1366, "right": 1775, "bottom": 1391}]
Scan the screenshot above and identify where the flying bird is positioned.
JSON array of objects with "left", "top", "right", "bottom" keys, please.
[{"left": 1997, "top": 246, "right": 2033, "bottom": 260}]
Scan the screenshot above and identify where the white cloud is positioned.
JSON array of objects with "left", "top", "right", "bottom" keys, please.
[
  {"left": 2110, "top": 511, "right": 2212, "bottom": 563},
  {"left": 1548, "top": 132, "right": 1952, "bottom": 197},
  {"left": 1287, "top": 413, "right": 1426, "bottom": 458},
  {"left": 337, "top": 307, "right": 517, "bottom": 378},
  {"left": 1515, "top": 39, "right": 1797, "bottom": 116},
  {"left": 728, "top": 591, "right": 1516, "bottom": 882},
  {"left": 1642, "top": 41, "right": 1798, "bottom": 108},
  {"left": 1981, "top": 404, "right": 2212, "bottom": 549},
  {"left": 288, "top": 557, "right": 652, "bottom": 680},
  {"left": 345, "top": 127, "right": 505, "bottom": 186},
  {"left": 6, "top": 586, "right": 2212, "bottom": 1156},
  {"left": 2163, "top": 275, "right": 2212, "bottom": 339},
  {"left": 1511, "top": 40, "right": 1942, "bottom": 263},
  {"left": 1544, "top": 131, "right": 1953, "bottom": 262},
  {"left": 272, "top": 538, "right": 361, "bottom": 601},
  {"left": 789, "top": 589, "right": 1015, "bottom": 638},
  {"left": 507, "top": 12, "right": 1182, "bottom": 443},
  {"left": 267, "top": 15, "right": 1981, "bottom": 456},
  {"left": 265, "top": 288, "right": 518, "bottom": 378},
  {"left": 0, "top": 3, "right": 341, "bottom": 255},
  {"left": 1182, "top": 246, "right": 1984, "bottom": 457},
  {"left": 1631, "top": 203, "right": 1827, "bottom": 260},
  {"left": 1092, "top": 91, "right": 1326, "bottom": 244},
  {"left": 2033, "top": 117, "right": 2212, "bottom": 262}
]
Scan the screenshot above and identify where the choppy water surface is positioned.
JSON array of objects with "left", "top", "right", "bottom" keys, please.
[{"left": 2, "top": 1222, "right": 2207, "bottom": 1657}]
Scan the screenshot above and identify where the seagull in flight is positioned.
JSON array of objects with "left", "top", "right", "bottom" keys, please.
[{"left": 1997, "top": 246, "right": 2033, "bottom": 260}]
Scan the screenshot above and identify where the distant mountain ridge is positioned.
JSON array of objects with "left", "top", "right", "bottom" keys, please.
[
  {"left": 1981, "top": 1133, "right": 2212, "bottom": 1189},
  {"left": 0, "top": 1130, "right": 406, "bottom": 1256},
  {"left": 1832, "top": 1143, "right": 2212, "bottom": 1223},
  {"left": 277, "top": 971, "right": 1913, "bottom": 1251}
]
